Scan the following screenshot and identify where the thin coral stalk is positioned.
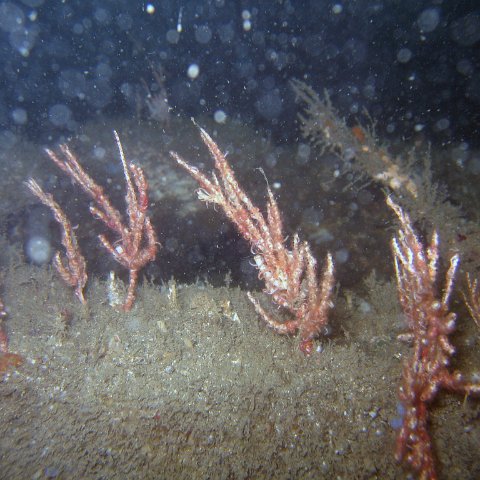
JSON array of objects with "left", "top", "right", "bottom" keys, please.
[
  {"left": 464, "top": 273, "right": 480, "bottom": 330},
  {"left": 45, "top": 132, "right": 158, "bottom": 311},
  {"left": 0, "top": 295, "right": 7, "bottom": 352},
  {"left": 291, "top": 79, "right": 419, "bottom": 198},
  {"left": 0, "top": 296, "right": 23, "bottom": 375},
  {"left": 26, "top": 178, "right": 87, "bottom": 303},
  {"left": 171, "top": 125, "right": 334, "bottom": 354},
  {"left": 387, "top": 196, "right": 480, "bottom": 480}
]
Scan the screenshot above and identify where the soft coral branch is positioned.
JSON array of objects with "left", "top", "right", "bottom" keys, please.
[
  {"left": 171, "top": 125, "right": 334, "bottom": 354},
  {"left": 387, "top": 196, "right": 480, "bottom": 480},
  {"left": 45, "top": 132, "right": 158, "bottom": 310},
  {"left": 26, "top": 178, "right": 87, "bottom": 304}
]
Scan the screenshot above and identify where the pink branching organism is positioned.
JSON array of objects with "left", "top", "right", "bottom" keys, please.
[
  {"left": 46, "top": 132, "right": 158, "bottom": 311},
  {"left": 464, "top": 273, "right": 480, "bottom": 330},
  {"left": 26, "top": 179, "right": 87, "bottom": 304},
  {"left": 0, "top": 295, "right": 8, "bottom": 354},
  {"left": 387, "top": 196, "right": 480, "bottom": 480},
  {"left": 171, "top": 125, "right": 334, "bottom": 354},
  {"left": 0, "top": 296, "right": 23, "bottom": 376}
]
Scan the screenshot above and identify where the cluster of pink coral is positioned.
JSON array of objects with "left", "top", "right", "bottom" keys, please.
[{"left": 0, "top": 123, "right": 477, "bottom": 480}]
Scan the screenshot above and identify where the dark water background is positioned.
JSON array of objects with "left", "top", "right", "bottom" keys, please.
[{"left": 0, "top": 0, "right": 478, "bottom": 147}]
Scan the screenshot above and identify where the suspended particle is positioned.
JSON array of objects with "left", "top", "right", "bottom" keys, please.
[
  {"left": 332, "top": 4, "right": 343, "bottom": 14},
  {"left": 214, "top": 110, "right": 227, "bottom": 124},
  {"left": 177, "top": 7, "right": 183, "bottom": 33},
  {"left": 187, "top": 63, "right": 200, "bottom": 80},
  {"left": 242, "top": 10, "right": 252, "bottom": 31}
]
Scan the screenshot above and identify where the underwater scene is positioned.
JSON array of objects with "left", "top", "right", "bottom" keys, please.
[{"left": 0, "top": 1, "right": 480, "bottom": 479}]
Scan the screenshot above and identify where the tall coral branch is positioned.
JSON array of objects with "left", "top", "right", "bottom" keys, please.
[
  {"left": 0, "top": 296, "right": 23, "bottom": 376},
  {"left": 26, "top": 179, "right": 87, "bottom": 304},
  {"left": 0, "top": 295, "right": 7, "bottom": 353},
  {"left": 291, "top": 79, "right": 419, "bottom": 198},
  {"left": 45, "top": 132, "right": 158, "bottom": 311},
  {"left": 387, "top": 196, "right": 480, "bottom": 480},
  {"left": 171, "top": 125, "right": 334, "bottom": 354},
  {"left": 464, "top": 273, "right": 480, "bottom": 330}
]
